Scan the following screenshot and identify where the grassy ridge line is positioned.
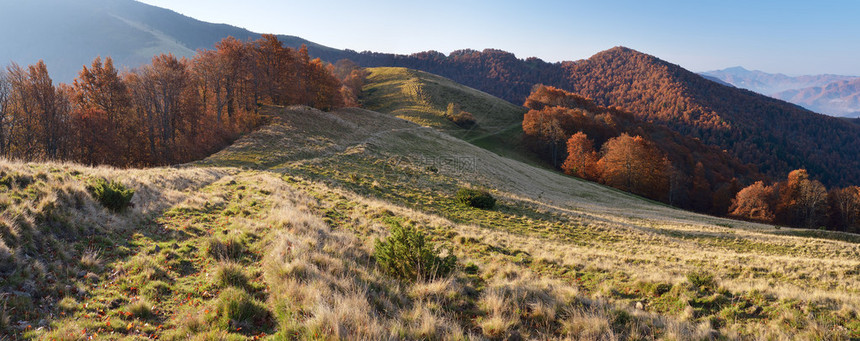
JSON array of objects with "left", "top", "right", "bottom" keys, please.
[{"left": 360, "top": 67, "right": 542, "bottom": 166}]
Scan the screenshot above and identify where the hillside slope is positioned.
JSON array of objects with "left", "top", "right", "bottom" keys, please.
[
  {"left": 561, "top": 47, "right": 860, "bottom": 187},
  {"left": 360, "top": 67, "right": 534, "bottom": 164},
  {"left": 3, "top": 106, "right": 858, "bottom": 339}
]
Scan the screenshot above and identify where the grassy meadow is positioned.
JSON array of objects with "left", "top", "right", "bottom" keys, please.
[
  {"left": 1, "top": 79, "right": 859, "bottom": 339},
  {"left": 361, "top": 67, "right": 537, "bottom": 165}
]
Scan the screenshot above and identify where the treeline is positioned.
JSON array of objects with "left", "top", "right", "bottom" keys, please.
[
  {"left": 523, "top": 85, "right": 757, "bottom": 214},
  {"left": 524, "top": 85, "right": 860, "bottom": 232},
  {"left": 731, "top": 170, "right": 860, "bottom": 232},
  {"left": 0, "top": 34, "right": 362, "bottom": 167}
]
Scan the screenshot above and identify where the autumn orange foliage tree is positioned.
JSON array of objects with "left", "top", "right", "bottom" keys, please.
[
  {"left": 775, "top": 169, "right": 829, "bottom": 228},
  {"left": 729, "top": 181, "right": 777, "bottom": 223},
  {"left": 0, "top": 36, "right": 356, "bottom": 167},
  {"left": 71, "top": 57, "right": 136, "bottom": 164},
  {"left": 560, "top": 132, "right": 599, "bottom": 181},
  {"left": 729, "top": 168, "right": 860, "bottom": 231},
  {"left": 335, "top": 59, "right": 369, "bottom": 107},
  {"left": 597, "top": 134, "right": 671, "bottom": 201},
  {"left": 524, "top": 85, "right": 757, "bottom": 210}
]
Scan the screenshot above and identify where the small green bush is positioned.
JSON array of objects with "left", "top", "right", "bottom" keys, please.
[
  {"left": 687, "top": 271, "right": 716, "bottom": 290},
  {"left": 0, "top": 172, "right": 13, "bottom": 189},
  {"left": 374, "top": 223, "right": 456, "bottom": 282},
  {"left": 455, "top": 188, "right": 496, "bottom": 210},
  {"left": 87, "top": 178, "right": 134, "bottom": 212}
]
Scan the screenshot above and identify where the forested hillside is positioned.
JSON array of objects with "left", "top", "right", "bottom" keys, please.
[
  {"left": 0, "top": 35, "right": 358, "bottom": 167},
  {"left": 10, "top": 1, "right": 860, "bottom": 190},
  {"left": 521, "top": 85, "right": 758, "bottom": 214},
  {"left": 560, "top": 47, "right": 860, "bottom": 187}
]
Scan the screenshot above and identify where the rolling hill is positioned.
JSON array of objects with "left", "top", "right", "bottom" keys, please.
[
  {"left": 3, "top": 2, "right": 860, "bottom": 338},
  {"left": 12, "top": 0, "right": 859, "bottom": 188},
  {"left": 360, "top": 67, "right": 536, "bottom": 164},
  {"left": 2, "top": 105, "right": 860, "bottom": 339}
]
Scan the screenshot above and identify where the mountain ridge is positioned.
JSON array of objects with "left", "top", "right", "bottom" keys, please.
[{"left": 559, "top": 47, "right": 860, "bottom": 187}]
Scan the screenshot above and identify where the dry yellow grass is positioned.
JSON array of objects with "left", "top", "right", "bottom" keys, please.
[{"left": 1, "top": 105, "right": 858, "bottom": 339}]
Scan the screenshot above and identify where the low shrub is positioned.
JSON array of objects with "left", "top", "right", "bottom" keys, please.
[
  {"left": 374, "top": 223, "right": 457, "bottom": 282},
  {"left": 651, "top": 283, "right": 673, "bottom": 296},
  {"left": 87, "top": 178, "right": 134, "bottom": 212},
  {"left": 464, "top": 262, "right": 479, "bottom": 275},
  {"left": 687, "top": 270, "right": 716, "bottom": 290},
  {"left": 449, "top": 111, "right": 477, "bottom": 128},
  {"left": 445, "top": 102, "right": 477, "bottom": 128},
  {"left": 455, "top": 187, "right": 496, "bottom": 210}
]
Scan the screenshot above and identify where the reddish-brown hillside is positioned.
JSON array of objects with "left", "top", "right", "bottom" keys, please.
[
  {"left": 560, "top": 47, "right": 860, "bottom": 187},
  {"left": 522, "top": 85, "right": 759, "bottom": 213}
]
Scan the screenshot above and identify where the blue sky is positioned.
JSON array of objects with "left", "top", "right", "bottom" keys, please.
[{"left": 138, "top": 0, "right": 860, "bottom": 75}]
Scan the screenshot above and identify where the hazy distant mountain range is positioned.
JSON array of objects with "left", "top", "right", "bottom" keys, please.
[
  {"left": 702, "top": 67, "right": 860, "bottom": 117},
  {"left": 772, "top": 79, "right": 860, "bottom": 118}
]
